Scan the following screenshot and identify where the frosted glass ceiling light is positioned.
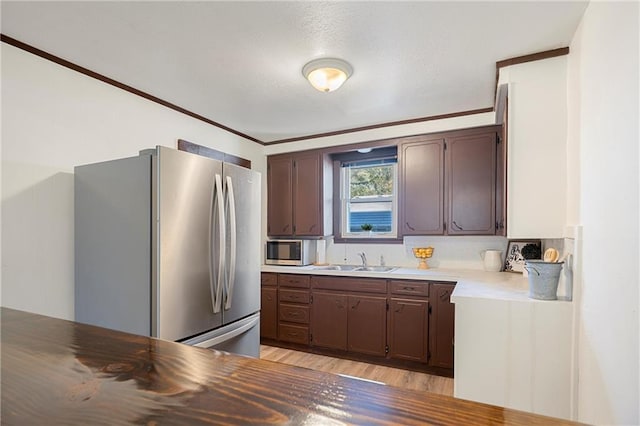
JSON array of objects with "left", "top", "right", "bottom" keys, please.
[{"left": 302, "top": 58, "right": 353, "bottom": 93}]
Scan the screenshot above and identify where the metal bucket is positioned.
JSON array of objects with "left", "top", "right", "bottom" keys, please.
[{"left": 524, "top": 260, "right": 564, "bottom": 300}]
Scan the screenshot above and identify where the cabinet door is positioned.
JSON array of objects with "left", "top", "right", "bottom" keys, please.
[
  {"left": 347, "top": 295, "right": 387, "bottom": 357},
  {"left": 446, "top": 132, "right": 497, "bottom": 235},
  {"left": 267, "top": 156, "right": 293, "bottom": 236},
  {"left": 293, "top": 153, "right": 322, "bottom": 236},
  {"left": 429, "top": 283, "right": 455, "bottom": 369},
  {"left": 388, "top": 298, "right": 428, "bottom": 363},
  {"left": 260, "top": 287, "right": 278, "bottom": 340},
  {"left": 310, "top": 291, "right": 347, "bottom": 350},
  {"left": 400, "top": 139, "right": 445, "bottom": 235}
]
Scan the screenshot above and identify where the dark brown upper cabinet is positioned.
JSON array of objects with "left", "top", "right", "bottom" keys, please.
[
  {"left": 268, "top": 124, "right": 504, "bottom": 239},
  {"left": 398, "top": 126, "right": 502, "bottom": 237},
  {"left": 267, "top": 156, "right": 293, "bottom": 236},
  {"left": 399, "top": 137, "right": 445, "bottom": 235},
  {"left": 267, "top": 152, "right": 323, "bottom": 237},
  {"left": 446, "top": 130, "right": 497, "bottom": 235}
]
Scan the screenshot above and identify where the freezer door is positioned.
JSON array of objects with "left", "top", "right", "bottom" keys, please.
[
  {"left": 182, "top": 313, "right": 260, "bottom": 358},
  {"left": 153, "top": 146, "right": 224, "bottom": 341},
  {"left": 222, "top": 163, "right": 261, "bottom": 324}
]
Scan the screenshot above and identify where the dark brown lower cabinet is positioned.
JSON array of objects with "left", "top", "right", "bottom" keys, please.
[
  {"left": 310, "top": 291, "right": 348, "bottom": 350},
  {"left": 428, "top": 283, "right": 456, "bottom": 369},
  {"left": 388, "top": 298, "right": 429, "bottom": 363},
  {"left": 264, "top": 272, "right": 455, "bottom": 377},
  {"left": 260, "top": 286, "right": 278, "bottom": 340},
  {"left": 277, "top": 274, "right": 311, "bottom": 345},
  {"left": 278, "top": 323, "right": 309, "bottom": 345},
  {"left": 347, "top": 295, "right": 387, "bottom": 357}
]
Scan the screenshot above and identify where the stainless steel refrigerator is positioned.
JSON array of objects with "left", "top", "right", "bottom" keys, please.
[{"left": 75, "top": 146, "right": 261, "bottom": 357}]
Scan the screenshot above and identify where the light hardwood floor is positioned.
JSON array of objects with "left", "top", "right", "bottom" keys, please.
[{"left": 260, "top": 345, "right": 453, "bottom": 397}]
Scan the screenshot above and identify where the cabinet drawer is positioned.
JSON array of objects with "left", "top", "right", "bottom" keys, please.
[
  {"left": 278, "top": 274, "right": 310, "bottom": 288},
  {"left": 278, "top": 323, "right": 309, "bottom": 345},
  {"left": 261, "top": 272, "right": 278, "bottom": 287},
  {"left": 279, "top": 303, "right": 310, "bottom": 324},
  {"left": 279, "top": 289, "right": 310, "bottom": 304},
  {"left": 311, "top": 276, "right": 387, "bottom": 294},
  {"left": 389, "top": 280, "right": 430, "bottom": 297}
]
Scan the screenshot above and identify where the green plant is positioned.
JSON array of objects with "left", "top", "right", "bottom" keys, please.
[{"left": 360, "top": 223, "right": 373, "bottom": 231}]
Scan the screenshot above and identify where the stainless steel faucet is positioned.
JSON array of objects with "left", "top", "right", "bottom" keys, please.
[{"left": 357, "top": 252, "right": 367, "bottom": 268}]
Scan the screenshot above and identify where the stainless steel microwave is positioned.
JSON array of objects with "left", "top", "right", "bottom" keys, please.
[{"left": 265, "top": 239, "right": 316, "bottom": 266}]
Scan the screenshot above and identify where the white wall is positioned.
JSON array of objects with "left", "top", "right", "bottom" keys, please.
[
  {"left": 568, "top": 2, "right": 639, "bottom": 424},
  {"left": 1, "top": 44, "right": 266, "bottom": 320}
]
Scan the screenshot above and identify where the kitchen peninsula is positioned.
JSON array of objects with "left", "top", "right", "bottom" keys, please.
[{"left": 1, "top": 307, "right": 579, "bottom": 425}]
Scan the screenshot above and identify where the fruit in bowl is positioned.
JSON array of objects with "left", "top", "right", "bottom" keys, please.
[{"left": 412, "top": 247, "right": 434, "bottom": 269}]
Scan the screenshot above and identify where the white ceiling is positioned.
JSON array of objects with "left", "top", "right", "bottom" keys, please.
[{"left": 1, "top": 1, "right": 588, "bottom": 144}]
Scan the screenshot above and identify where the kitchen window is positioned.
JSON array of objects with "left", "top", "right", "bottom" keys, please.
[{"left": 339, "top": 154, "right": 398, "bottom": 239}]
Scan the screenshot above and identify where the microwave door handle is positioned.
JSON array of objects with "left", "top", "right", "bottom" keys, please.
[{"left": 224, "top": 176, "right": 237, "bottom": 311}]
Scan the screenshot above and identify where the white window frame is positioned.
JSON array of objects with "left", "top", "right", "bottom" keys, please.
[{"left": 340, "top": 162, "right": 398, "bottom": 239}]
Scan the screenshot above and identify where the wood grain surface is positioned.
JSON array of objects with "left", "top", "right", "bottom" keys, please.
[{"left": 1, "top": 308, "right": 582, "bottom": 425}]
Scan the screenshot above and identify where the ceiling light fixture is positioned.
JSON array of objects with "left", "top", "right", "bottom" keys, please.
[
  {"left": 302, "top": 58, "right": 353, "bottom": 93},
  {"left": 357, "top": 148, "right": 373, "bottom": 154}
]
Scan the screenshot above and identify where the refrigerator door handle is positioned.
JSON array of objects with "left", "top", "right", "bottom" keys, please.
[
  {"left": 224, "top": 175, "right": 237, "bottom": 311},
  {"left": 186, "top": 314, "right": 260, "bottom": 348},
  {"left": 209, "top": 173, "right": 226, "bottom": 314}
]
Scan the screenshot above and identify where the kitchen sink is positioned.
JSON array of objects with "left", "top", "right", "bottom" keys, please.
[
  {"left": 312, "top": 264, "right": 361, "bottom": 271},
  {"left": 312, "top": 265, "right": 396, "bottom": 273},
  {"left": 354, "top": 266, "right": 397, "bottom": 272}
]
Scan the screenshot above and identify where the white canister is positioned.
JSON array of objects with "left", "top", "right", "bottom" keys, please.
[{"left": 481, "top": 250, "right": 503, "bottom": 272}]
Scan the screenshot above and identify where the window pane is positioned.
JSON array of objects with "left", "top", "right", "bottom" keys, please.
[
  {"left": 349, "top": 165, "right": 393, "bottom": 198},
  {"left": 340, "top": 158, "right": 397, "bottom": 238},
  {"left": 347, "top": 201, "right": 393, "bottom": 232}
]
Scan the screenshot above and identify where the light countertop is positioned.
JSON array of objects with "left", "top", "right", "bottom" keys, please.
[{"left": 261, "top": 264, "right": 572, "bottom": 304}]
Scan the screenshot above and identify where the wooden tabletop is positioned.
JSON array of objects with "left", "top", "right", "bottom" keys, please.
[{"left": 1, "top": 307, "right": 581, "bottom": 425}]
